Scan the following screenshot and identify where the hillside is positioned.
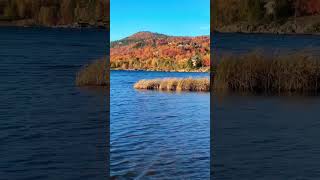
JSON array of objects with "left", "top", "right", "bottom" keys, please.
[
  {"left": 0, "top": 0, "right": 109, "bottom": 28},
  {"left": 111, "top": 32, "right": 210, "bottom": 72},
  {"left": 212, "top": 0, "right": 320, "bottom": 34}
]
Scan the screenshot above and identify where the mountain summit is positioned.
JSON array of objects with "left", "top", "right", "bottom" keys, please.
[{"left": 127, "top": 31, "right": 168, "bottom": 40}]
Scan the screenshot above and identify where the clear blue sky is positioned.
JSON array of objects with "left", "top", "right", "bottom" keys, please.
[{"left": 110, "top": 0, "right": 210, "bottom": 41}]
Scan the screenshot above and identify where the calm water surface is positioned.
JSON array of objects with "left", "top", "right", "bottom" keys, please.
[
  {"left": 0, "top": 27, "right": 108, "bottom": 179},
  {"left": 110, "top": 71, "right": 210, "bottom": 179},
  {"left": 212, "top": 33, "right": 320, "bottom": 179}
]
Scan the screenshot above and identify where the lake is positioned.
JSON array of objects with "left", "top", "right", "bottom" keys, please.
[
  {"left": 212, "top": 33, "right": 320, "bottom": 179},
  {"left": 213, "top": 32, "right": 320, "bottom": 56},
  {"left": 0, "top": 27, "right": 108, "bottom": 179},
  {"left": 110, "top": 70, "right": 210, "bottom": 179}
]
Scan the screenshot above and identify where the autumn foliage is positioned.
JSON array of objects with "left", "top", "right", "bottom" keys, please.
[
  {"left": 111, "top": 32, "right": 210, "bottom": 72},
  {"left": 212, "top": 0, "right": 320, "bottom": 27},
  {"left": 297, "top": 0, "right": 320, "bottom": 15},
  {"left": 0, "top": 0, "right": 109, "bottom": 27}
]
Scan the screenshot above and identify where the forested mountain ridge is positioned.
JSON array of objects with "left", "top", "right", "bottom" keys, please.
[
  {"left": 0, "top": 0, "right": 109, "bottom": 28},
  {"left": 111, "top": 32, "right": 210, "bottom": 72}
]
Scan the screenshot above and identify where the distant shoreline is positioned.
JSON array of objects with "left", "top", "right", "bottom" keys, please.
[
  {"left": 0, "top": 21, "right": 108, "bottom": 29},
  {"left": 214, "top": 15, "right": 320, "bottom": 36},
  {"left": 214, "top": 29, "right": 320, "bottom": 36},
  {"left": 110, "top": 68, "right": 209, "bottom": 73},
  {"left": 213, "top": 30, "right": 320, "bottom": 36}
]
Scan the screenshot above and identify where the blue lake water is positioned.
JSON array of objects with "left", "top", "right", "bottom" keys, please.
[
  {"left": 0, "top": 27, "right": 108, "bottom": 179},
  {"left": 110, "top": 70, "right": 210, "bottom": 179},
  {"left": 212, "top": 33, "right": 320, "bottom": 179},
  {"left": 2, "top": 28, "right": 319, "bottom": 179},
  {"left": 212, "top": 32, "right": 320, "bottom": 56}
]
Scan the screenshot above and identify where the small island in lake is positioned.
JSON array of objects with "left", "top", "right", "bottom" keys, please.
[{"left": 134, "top": 78, "right": 209, "bottom": 92}]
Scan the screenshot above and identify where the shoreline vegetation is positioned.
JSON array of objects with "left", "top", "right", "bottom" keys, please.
[
  {"left": 134, "top": 78, "right": 210, "bottom": 92},
  {"left": 111, "top": 67, "right": 209, "bottom": 73},
  {"left": 213, "top": 52, "right": 320, "bottom": 94},
  {"left": 212, "top": 0, "right": 320, "bottom": 34},
  {"left": 214, "top": 15, "right": 320, "bottom": 35},
  {"left": 75, "top": 58, "right": 108, "bottom": 87},
  {"left": 0, "top": 0, "right": 109, "bottom": 29},
  {"left": 132, "top": 51, "right": 320, "bottom": 93},
  {"left": 76, "top": 52, "right": 320, "bottom": 94}
]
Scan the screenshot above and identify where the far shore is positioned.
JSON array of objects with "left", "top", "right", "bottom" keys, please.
[
  {"left": 214, "top": 30, "right": 320, "bottom": 36},
  {"left": 2, "top": 23, "right": 319, "bottom": 35},
  {"left": 214, "top": 15, "right": 320, "bottom": 36},
  {"left": 110, "top": 67, "right": 209, "bottom": 73},
  {"left": 0, "top": 22, "right": 108, "bottom": 29}
]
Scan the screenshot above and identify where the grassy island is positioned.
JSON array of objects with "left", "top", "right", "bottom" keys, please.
[{"left": 134, "top": 78, "right": 209, "bottom": 92}]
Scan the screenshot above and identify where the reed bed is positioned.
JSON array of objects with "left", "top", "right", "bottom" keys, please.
[
  {"left": 134, "top": 78, "right": 210, "bottom": 92},
  {"left": 76, "top": 52, "right": 320, "bottom": 94},
  {"left": 76, "top": 58, "right": 108, "bottom": 86},
  {"left": 213, "top": 52, "right": 320, "bottom": 93}
]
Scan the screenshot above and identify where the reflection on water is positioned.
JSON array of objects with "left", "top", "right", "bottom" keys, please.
[{"left": 111, "top": 71, "right": 210, "bottom": 179}]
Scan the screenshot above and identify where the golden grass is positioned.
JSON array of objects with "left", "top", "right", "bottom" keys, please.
[
  {"left": 76, "top": 58, "right": 108, "bottom": 86},
  {"left": 213, "top": 52, "right": 320, "bottom": 93},
  {"left": 134, "top": 78, "right": 210, "bottom": 91},
  {"left": 76, "top": 51, "right": 320, "bottom": 95}
]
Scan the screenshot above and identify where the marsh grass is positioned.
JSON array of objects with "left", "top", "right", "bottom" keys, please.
[
  {"left": 76, "top": 58, "right": 108, "bottom": 86},
  {"left": 76, "top": 51, "right": 320, "bottom": 95},
  {"left": 213, "top": 52, "right": 320, "bottom": 93},
  {"left": 134, "top": 78, "right": 210, "bottom": 92}
]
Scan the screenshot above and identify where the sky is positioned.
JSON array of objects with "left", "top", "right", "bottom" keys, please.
[{"left": 110, "top": 0, "right": 210, "bottom": 41}]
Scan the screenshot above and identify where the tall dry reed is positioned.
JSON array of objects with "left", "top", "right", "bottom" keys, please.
[
  {"left": 76, "top": 58, "right": 108, "bottom": 86},
  {"left": 213, "top": 52, "right": 320, "bottom": 93},
  {"left": 134, "top": 78, "right": 209, "bottom": 91}
]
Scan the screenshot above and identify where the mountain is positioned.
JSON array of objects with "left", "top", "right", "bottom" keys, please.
[
  {"left": 111, "top": 32, "right": 210, "bottom": 72},
  {"left": 127, "top": 31, "right": 168, "bottom": 40}
]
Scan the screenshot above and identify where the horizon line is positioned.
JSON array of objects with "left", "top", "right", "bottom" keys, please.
[{"left": 111, "top": 31, "right": 210, "bottom": 42}]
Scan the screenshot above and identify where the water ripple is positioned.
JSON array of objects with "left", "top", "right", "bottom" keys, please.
[{"left": 111, "top": 71, "right": 210, "bottom": 179}]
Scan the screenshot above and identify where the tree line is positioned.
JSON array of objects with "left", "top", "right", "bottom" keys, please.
[
  {"left": 0, "top": 0, "right": 109, "bottom": 27},
  {"left": 212, "top": 0, "right": 320, "bottom": 27},
  {"left": 110, "top": 32, "right": 210, "bottom": 71},
  {"left": 111, "top": 33, "right": 210, "bottom": 71}
]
